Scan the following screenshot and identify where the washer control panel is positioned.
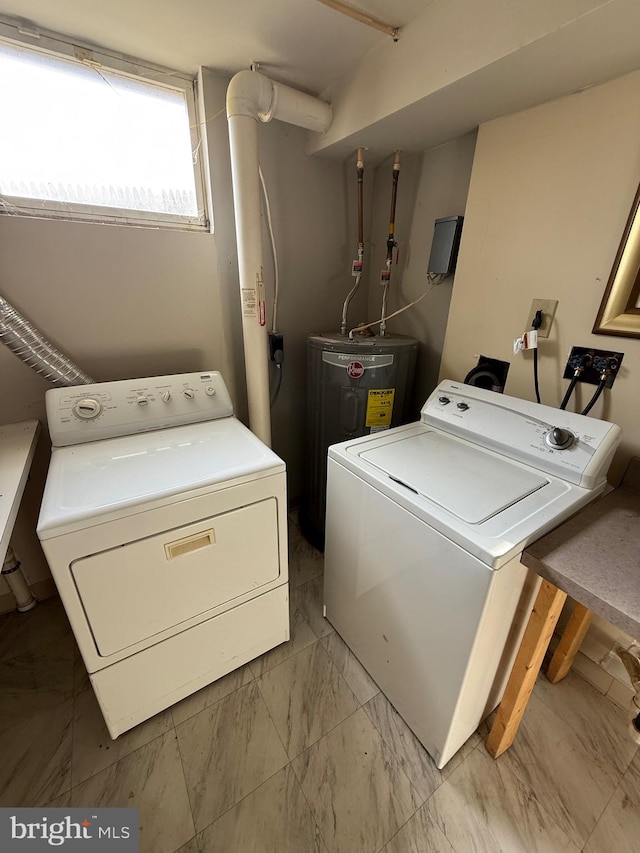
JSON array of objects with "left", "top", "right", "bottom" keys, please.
[
  {"left": 46, "top": 372, "right": 233, "bottom": 447},
  {"left": 421, "top": 380, "right": 621, "bottom": 489}
]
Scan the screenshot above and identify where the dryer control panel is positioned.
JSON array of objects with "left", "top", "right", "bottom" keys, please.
[{"left": 46, "top": 371, "right": 234, "bottom": 447}]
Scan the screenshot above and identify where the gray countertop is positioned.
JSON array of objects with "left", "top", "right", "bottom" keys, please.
[{"left": 522, "top": 459, "right": 640, "bottom": 640}]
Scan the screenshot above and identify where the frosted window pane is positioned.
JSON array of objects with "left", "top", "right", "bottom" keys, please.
[{"left": 0, "top": 42, "right": 198, "bottom": 217}]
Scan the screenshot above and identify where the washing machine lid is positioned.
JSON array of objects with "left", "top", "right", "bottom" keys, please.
[
  {"left": 38, "top": 417, "right": 284, "bottom": 536},
  {"left": 359, "top": 431, "right": 547, "bottom": 524}
]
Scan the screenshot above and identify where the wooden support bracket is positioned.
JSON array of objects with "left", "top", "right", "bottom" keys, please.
[
  {"left": 486, "top": 579, "right": 567, "bottom": 759},
  {"left": 547, "top": 602, "right": 593, "bottom": 684}
]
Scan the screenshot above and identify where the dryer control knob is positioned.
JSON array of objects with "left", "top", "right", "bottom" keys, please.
[
  {"left": 137, "top": 395, "right": 149, "bottom": 406},
  {"left": 457, "top": 402, "right": 469, "bottom": 411},
  {"left": 161, "top": 391, "right": 171, "bottom": 403},
  {"left": 438, "top": 396, "right": 451, "bottom": 405},
  {"left": 546, "top": 427, "right": 574, "bottom": 450},
  {"left": 183, "top": 388, "right": 195, "bottom": 400},
  {"left": 73, "top": 398, "right": 102, "bottom": 420}
]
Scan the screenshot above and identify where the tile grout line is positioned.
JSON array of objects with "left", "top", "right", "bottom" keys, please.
[
  {"left": 358, "top": 696, "right": 442, "bottom": 818},
  {"left": 172, "top": 588, "right": 327, "bottom": 845},
  {"left": 69, "top": 674, "right": 77, "bottom": 802},
  {"left": 257, "top": 640, "right": 363, "bottom": 763},
  {"left": 172, "top": 716, "right": 201, "bottom": 853},
  {"left": 178, "top": 679, "right": 293, "bottom": 843},
  {"left": 316, "top": 634, "right": 363, "bottom": 712},
  {"left": 252, "top": 629, "right": 320, "bottom": 679},
  {"left": 191, "top": 764, "right": 298, "bottom": 847},
  {"left": 169, "top": 666, "right": 257, "bottom": 729},
  {"left": 489, "top": 751, "right": 586, "bottom": 851},
  {"left": 500, "top": 689, "right": 629, "bottom": 846},
  {"left": 273, "top": 580, "right": 434, "bottom": 848},
  {"left": 533, "top": 668, "right": 640, "bottom": 773},
  {"left": 285, "top": 707, "right": 362, "bottom": 853},
  {"left": 578, "top": 764, "right": 628, "bottom": 852}
]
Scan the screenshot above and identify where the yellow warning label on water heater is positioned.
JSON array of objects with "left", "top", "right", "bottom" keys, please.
[{"left": 365, "top": 388, "right": 395, "bottom": 427}]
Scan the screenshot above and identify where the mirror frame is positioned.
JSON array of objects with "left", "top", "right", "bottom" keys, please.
[{"left": 593, "top": 180, "right": 640, "bottom": 337}]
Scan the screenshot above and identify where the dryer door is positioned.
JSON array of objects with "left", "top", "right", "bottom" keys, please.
[{"left": 71, "top": 497, "right": 280, "bottom": 656}]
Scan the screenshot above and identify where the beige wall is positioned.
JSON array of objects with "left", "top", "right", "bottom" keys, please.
[
  {"left": 366, "top": 134, "right": 477, "bottom": 416},
  {"left": 441, "top": 69, "right": 640, "bottom": 481},
  {"left": 440, "top": 68, "right": 640, "bottom": 677}
]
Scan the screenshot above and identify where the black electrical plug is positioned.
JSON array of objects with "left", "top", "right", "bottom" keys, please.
[
  {"left": 268, "top": 332, "right": 284, "bottom": 362},
  {"left": 531, "top": 309, "right": 543, "bottom": 404}
]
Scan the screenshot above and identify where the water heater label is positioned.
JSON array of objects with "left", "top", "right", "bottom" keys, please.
[{"left": 366, "top": 388, "right": 395, "bottom": 427}]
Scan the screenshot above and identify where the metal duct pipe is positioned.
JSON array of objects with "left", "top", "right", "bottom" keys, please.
[
  {"left": 0, "top": 296, "right": 94, "bottom": 386},
  {"left": 226, "top": 70, "right": 332, "bottom": 445}
]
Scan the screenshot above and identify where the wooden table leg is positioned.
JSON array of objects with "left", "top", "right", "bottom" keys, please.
[
  {"left": 486, "top": 579, "right": 567, "bottom": 759},
  {"left": 546, "top": 602, "right": 593, "bottom": 684}
]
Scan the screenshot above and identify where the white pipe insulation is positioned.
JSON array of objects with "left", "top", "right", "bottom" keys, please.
[{"left": 226, "top": 70, "right": 332, "bottom": 445}]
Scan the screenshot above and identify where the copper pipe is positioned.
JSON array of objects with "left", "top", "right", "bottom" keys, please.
[
  {"left": 357, "top": 146, "right": 364, "bottom": 251},
  {"left": 386, "top": 150, "right": 401, "bottom": 264}
]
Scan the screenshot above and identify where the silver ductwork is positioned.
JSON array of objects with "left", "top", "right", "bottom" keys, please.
[{"left": 0, "top": 295, "right": 93, "bottom": 386}]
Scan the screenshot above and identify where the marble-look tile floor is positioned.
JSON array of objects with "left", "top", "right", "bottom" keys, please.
[{"left": 1, "top": 518, "right": 638, "bottom": 852}]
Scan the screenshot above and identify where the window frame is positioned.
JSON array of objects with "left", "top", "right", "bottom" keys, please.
[{"left": 0, "top": 17, "right": 211, "bottom": 231}]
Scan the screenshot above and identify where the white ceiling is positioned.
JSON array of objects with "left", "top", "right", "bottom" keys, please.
[
  {"left": 0, "top": 0, "right": 429, "bottom": 94},
  {"left": 1, "top": 0, "right": 639, "bottom": 161}
]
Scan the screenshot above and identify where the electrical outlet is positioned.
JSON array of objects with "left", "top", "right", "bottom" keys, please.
[
  {"left": 525, "top": 299, "right": 558, "bottom": 338},
  {"left": 563, "top": 346, "right": 624, "bottom": 388}
]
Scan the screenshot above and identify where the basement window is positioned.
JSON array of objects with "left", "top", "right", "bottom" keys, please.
[{"left": 0, "top": 21, "right": 209, "bottom": 230}]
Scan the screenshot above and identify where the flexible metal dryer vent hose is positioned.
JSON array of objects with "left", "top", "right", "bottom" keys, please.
[{"left": 0, "top": 295, "right": 94, "bottom": 386}]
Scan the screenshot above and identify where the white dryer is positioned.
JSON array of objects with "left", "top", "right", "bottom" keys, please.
[
  {"left": 37, "top": 371, "right": 288, "bottom": 738},
  {"left": 324, "top": 380, "right": 621, "bottom": 768}
]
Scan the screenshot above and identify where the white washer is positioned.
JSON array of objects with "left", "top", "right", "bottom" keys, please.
[
  {"left": 324, "top": 379, "right": 621, "bottom": 768},
  {"left": 37, "top": 371, "right": 288, "bottom": 738}
]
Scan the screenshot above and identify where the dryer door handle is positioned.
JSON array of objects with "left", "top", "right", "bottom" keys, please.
[{"left": 165, "top": 529, "right": 216, "bottom": 560}]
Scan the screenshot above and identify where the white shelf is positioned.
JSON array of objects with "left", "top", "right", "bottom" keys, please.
[{"left": 0, "top": 420, "right": 40, "bottom": 565}]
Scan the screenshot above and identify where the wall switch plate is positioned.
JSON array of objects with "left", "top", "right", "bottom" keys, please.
[{"left": 526, "top": 299, "right": 558, "bottom": 338}]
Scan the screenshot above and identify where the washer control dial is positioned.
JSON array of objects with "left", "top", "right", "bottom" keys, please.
[
  {"left": 183, "top": 388, "right": 195, "bottom": 400},
  {"left": 161, "top": 391, "right": 171, "bottom": 403},
  {"left": 73, "top": 398, "right": 102, "bottom": 420},
  {"left": 545, "top": 427, "right": 574, "bottom": 450},
  {"left": 457, "top": 402, "right": 470, "bottom": 411},
  {"left": 137, "top": 395, "right": 149, "bottom": 406},
  {"left": 438, "top": 396, "right": 451, "bottom": 405}
]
